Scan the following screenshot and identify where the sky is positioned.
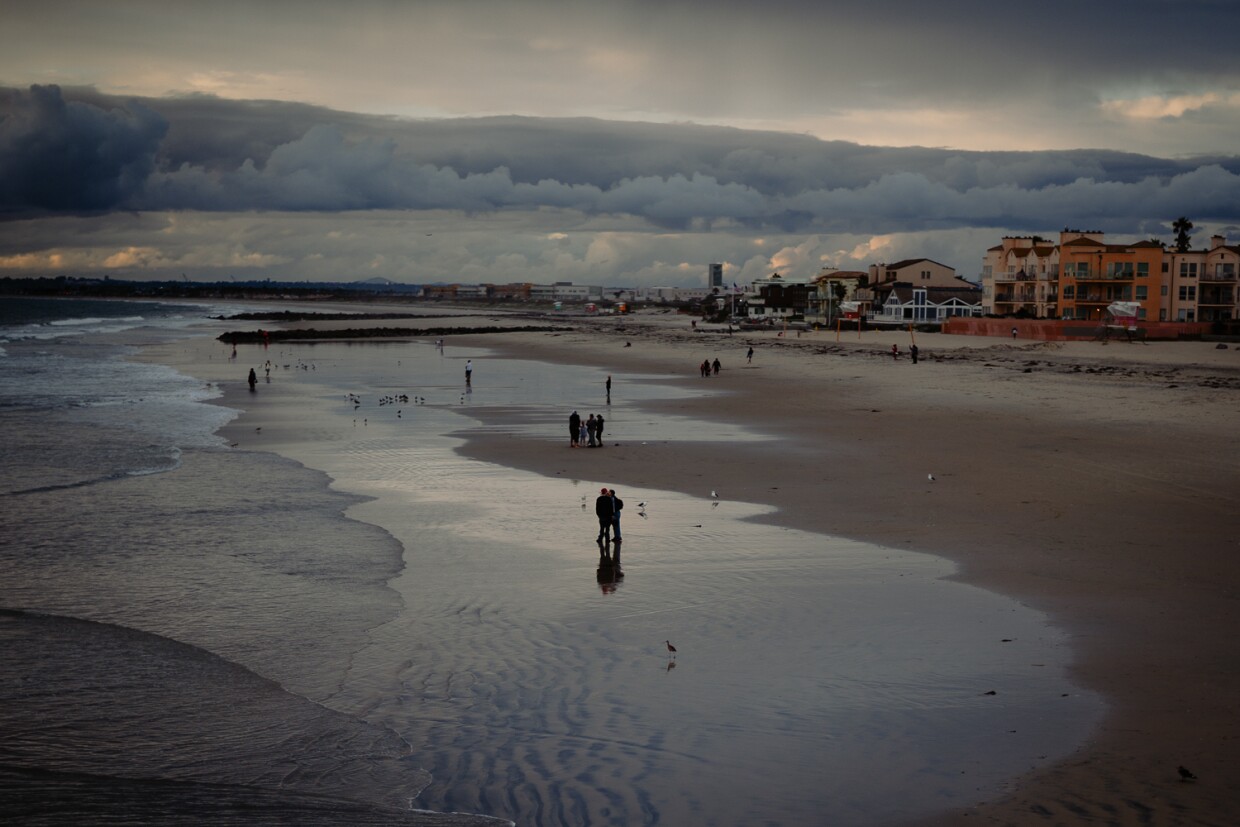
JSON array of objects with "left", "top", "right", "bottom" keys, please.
[{"left": 2, "top": 0, "right": 1240, "bottom": 286}]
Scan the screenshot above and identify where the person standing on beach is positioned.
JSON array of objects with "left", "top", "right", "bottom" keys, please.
[
  {"left": 609, "top": 489, "right": 624, "bottom": 543},
  {"left": 586, "top": 414, "right": 597, "bottom": 447},
  {"left": 606, "top": 375, "right": 611, "bottom": 402},
  {"left": 712, "top": 358, "right": 721, "bottom": 375},
  {"left": 569, "top": 410, "right": 581, "bottom": 447},
  {"left": 1011, "top": 327, "right": 1018, "bottom": 339},
  {"left": 465, "top": 360, "right": 473, "bottom": 385},
  {"left": 247, "top": 368, "right": 257, "bottom": 390},
  {"left": 910, "top": 344, "right": 919, "bottom": 364},
  {"left": 891, "top": 344, "right": 899, "bottom": 360},
  {"left": 595, "top": 413, "right": 605, "bottom": 447},
  {"left": 595, "top": 487, "right": 615, "bottom": 543},
  {"left": 747, "top": 347, "right": 754, "bottom": 363}
]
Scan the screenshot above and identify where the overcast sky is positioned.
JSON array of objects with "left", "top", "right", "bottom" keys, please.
[{"left": 3, "top": 0, "right": 1239, "bottom": 286}]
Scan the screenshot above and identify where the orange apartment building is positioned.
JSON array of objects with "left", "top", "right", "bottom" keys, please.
[{"left": 982, "top": 230, "right": 1239, "bottom": 323}]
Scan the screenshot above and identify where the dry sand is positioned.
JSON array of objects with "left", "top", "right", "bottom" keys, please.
[
  {"left": 435, "top": 311, "right": 1240, "bottom": 826},
  {"left": 220, "top": 303, "right": 1240, "bottom": 824}
]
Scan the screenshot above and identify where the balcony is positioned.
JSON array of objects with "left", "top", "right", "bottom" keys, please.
[
  {"left": 994, "top": 271, "right": 1037, "bottom": 283},
  {"left": 994, "top": 291, "right": 1038, "bottom": 303},
  {"left": 1201, "top": 270, "right": 1238, "bottom": 282}
]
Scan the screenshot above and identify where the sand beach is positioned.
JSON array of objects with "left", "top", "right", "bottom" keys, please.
[
  {"left": 186, "top": 304, "right": 1240, "bottom": 825},
  {"left": 8, "top": 297, "right": 1236, "bottom": 825}
]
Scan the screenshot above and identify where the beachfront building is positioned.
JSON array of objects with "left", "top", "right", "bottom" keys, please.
[
  {"left": 1169, "top": 235, "right": 1240, "bottom": 322},
  {"left": 982, "top": 230, "right": 1239, "bottom": 322},
  {"left": 808, "top": 269, "right": 869, "bottom": 324},
  {"left": 981, "top": 236, "right": 1061, "bottom": 318},
  {"left": 871, "top": 285, "right": 984, "bottom": 325},
  {"left": 746, "top": 272, "right": 814, "bottom": 321},
  {"left": 864, "top": 259, "right": 974, "bottom": 314},
  {"left": 476, "top": 282, "right": 532, "bottom": 300},
  {"left": 1059, "top": 233, "right": 1164, "bottom": 323}
]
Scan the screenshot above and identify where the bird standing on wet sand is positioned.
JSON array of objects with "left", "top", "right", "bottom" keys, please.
[
  {"left": 665, "top": 640, "right": 677, "bottom": 658},
  {"left": 1178, "top": 765, "right": 1197, "bottom": 781}
]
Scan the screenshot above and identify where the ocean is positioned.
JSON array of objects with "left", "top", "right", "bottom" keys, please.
[{"left": 0, "top": 296, "right": 1102, "bottom": 826}]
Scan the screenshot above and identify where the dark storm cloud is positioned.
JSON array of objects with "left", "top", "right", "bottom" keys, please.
[
  {"left": 0, "top": 85, "right": 167, "bottom": 214},
  {"left": 4, "top": 85, "right": 1240, "bottom": 234}
]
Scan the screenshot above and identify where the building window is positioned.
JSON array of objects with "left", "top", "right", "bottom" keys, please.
[
  {"left": 1161, "top": 285, "right": 1168, "bottom": 296},
  {"left": 1135, "top": 285, "right": 1147, "bottom": 300},
  {"left": 1063, "top": 284, "right": 1075, "bottom": 298},
  {"left": 1178, "top": 285, "right": 1197, "bottom": 301},
  {"left": 1179, "top": 262, "right": 1198, "bottom": 278},
  {"left": 1137, "top": 262, "right": 1149, "bottom": 277}
]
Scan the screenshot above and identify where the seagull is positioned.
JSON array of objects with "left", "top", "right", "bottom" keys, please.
[
  {"left": 637, "top": 501, "right": 646, "bottom": 508},
  {"left": 1178, "top": 765, "right": 1198, "bottom": 781},
  {"left": 927, "top": 473, "right": 936, "bottom": 482},
  {"left": 710, "top": 490, "right": 718, "bottom": 499},
  {"left": 665, "top": 640, "right": 677, "bottom": 658}
]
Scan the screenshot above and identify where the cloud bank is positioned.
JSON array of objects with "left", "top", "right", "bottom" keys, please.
[{"left": 3, "top": 85, "right": 1239, "bottom": 284}]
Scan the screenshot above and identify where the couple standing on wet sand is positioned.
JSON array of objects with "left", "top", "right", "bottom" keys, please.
[{"left": 595, "top": 488, "right": 623, "bottom": 544}]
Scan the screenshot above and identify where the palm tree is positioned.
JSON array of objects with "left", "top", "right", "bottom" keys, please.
[{"left": 1172, "top": 217, "right": 1194, "bottom": 253}]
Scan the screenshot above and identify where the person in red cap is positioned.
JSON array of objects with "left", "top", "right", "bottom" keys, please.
[{"left": 595, "top": 487, "right": 615, "bottom": 544}]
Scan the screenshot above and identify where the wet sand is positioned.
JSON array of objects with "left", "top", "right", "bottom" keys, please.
[
  {"left": 439, "top": 313, "right": 1240, "bottom": 826},
  {"left": 163, "top": 304, "right": 1240, "bottom": 824}
]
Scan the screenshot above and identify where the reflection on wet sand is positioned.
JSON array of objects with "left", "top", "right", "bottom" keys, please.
[{"left": 596, "top": 542, "right": 624, "bottom": 594}]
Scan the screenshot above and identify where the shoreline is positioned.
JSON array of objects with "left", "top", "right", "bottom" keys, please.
[{"left": 434, "top": 314, "right": 1240, "bottom": 825}]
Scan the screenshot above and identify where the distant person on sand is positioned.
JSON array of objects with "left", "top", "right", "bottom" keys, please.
[
  {"left": 595, "top": 487, "right": 615, "bottom": 544},
  {"left": 1011, "top": 327, "right": 1018, "bottom": 339},
  {"left": 609, "top": 488, "right": 624, "bottom": 543},
  {"left": 606, "top": 375, "right": 612, "bottom": 402},
  {"left": 569, "top": 410, "right": 581, "bottom": 447},
  {"left": 465, "top": 359, "right": 473, "bottom": 384},
  {"left": 891, "top": 344, "right": 899, "bottom": 360},
  {"left": 712, "top": 358, "right": 721, "bottom": 375},
  {"left": 747, "top": 347, "right": 754, "bottom": 363},
  {"left": 910, "top": 344, "right": 919, "bottom": 364},
  {"left": 586, "top": 414, "right": 598, "bottom": 447},
  {"left": 247, "top": 368, "right": 257, "bottom": 390},
  {"left": 595, "top": 413, "right": 605, "bottom": 447}
]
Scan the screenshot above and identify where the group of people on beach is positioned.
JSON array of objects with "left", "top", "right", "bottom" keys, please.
[
  {"left": 569, "top": 410, "right": 606, "bottom": 447},
  {"left": 699, "top": 357, "right": 722, "bottom": 377}
]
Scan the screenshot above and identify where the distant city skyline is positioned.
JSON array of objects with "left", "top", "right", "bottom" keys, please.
[{"left": 2, "top": 0, "right": 1239, "bottom": 285}]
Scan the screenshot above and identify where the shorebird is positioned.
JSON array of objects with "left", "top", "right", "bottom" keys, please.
[
  {"left": 1179, "top": 765, "right": 1198, "bottom": 781},
  {"left": 710, "top": 490, "right": 718, "bottom": 499},
  {"left": 927, "top": 473, "right": 936, "bottom": 482},
  {"left": 665, "top": 640, "right": 677, "bottom": 658}
]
